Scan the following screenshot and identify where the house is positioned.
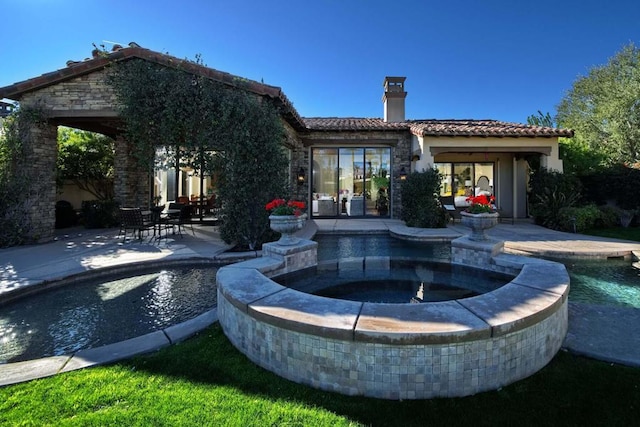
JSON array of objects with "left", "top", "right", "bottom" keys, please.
[
  {"left": 0, "top": 44, "right": 572, "bottom": 241},
  {"left": 0, "top": 100, "right": 15, "bottom": 118}
]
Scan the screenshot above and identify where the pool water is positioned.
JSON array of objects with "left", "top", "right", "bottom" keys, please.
[
  {"left": 315, "top": 234, "right": 451, "bottom": 261},
  {"left": 315, "top": 235, "right": 640, "bottom": 309},
  {"left": 276, "top": 259, "right": 512, "bottom": 303},
  {"left": 561, "top": 258, "right": 640, "bottom": 309},
  {"left": 0, "top": 265, "right": 218, "bottom": 364}
]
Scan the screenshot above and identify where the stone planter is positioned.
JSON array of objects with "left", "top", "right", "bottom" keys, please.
[
  {"left": 460, "top": 211, "right": 499, "bottom": 241},
  {"left": 269, "top": 214, "right": 307, "bottom": 245}
]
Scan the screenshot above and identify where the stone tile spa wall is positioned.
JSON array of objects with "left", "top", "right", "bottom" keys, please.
[{"left": 216, "top": 239, "right": 569, "bottom": 399}]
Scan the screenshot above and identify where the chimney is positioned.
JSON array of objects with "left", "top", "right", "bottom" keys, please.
[{"left": 382, "top": 76, "right": 407, "bottom": 122}]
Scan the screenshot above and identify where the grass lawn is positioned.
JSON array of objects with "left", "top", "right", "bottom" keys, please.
[
  {"left": 582, "top": 226, "right": 640, "bottom": 242},
  {"left": 1, "top": 324, "right": 639, "bottom": 426}
]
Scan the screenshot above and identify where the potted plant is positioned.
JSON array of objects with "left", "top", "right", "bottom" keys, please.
[
  {"left": 376, "top": 187, "right": 389, "bottom": 216},
  {"left": 265, "top": 198, "right": 307, "bottom": 245},
  {"left": 460, "top": 194, "right": 499, "bottom": 241}
]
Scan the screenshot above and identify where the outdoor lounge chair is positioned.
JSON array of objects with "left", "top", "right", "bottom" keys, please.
[{"left": 443, "top": 204, "right": 461, "bottom": 223}]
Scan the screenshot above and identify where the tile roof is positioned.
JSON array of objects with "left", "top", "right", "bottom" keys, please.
[
  {"left": 0, "top": 43, "right": 573, "bottom": 138},
  {"left": 303, "top": 117, "right": 408, "bottom": 131},
  {"left": 0, "top": 43, "right": 306, "bottom": 131},
  {"left": 408, "top": 119, "right": 574, "bottom": 137},
  {"left": 304, "top": 117, "right": 573, "bottom": 138}
]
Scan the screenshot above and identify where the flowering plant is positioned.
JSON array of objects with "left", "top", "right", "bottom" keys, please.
[
  {"left": 465, "top": 194, "right": 496, "bottom": 214},
  {"left": 265, "top": 199, "right": 306, "bottom": 216}
]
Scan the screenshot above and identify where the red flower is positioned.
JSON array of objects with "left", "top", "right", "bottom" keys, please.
[
  {"left": 266, "top": 198, "right": 306, "bottom": 216},
  {"left": 465, "top": 194, "right": 496, "bottom": 214}
]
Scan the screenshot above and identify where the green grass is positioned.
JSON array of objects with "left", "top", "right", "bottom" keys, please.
[
  {"left": 1, "top": 325, "right": 639, "bottom": 426},
  {"left": 582, "top": 226, "right": 640, "bottom": 243},
  {"left": 2, "top": 226, "right": 640, "bottom": 425}
]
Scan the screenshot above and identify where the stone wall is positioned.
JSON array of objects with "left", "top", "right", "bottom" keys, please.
[
  {"left": 23, "top": 123, "right": 58, "bottom": 242},
  {"left": 217, "top": 239, "right": 570, "bottom": 399},
  {"left": 113, "top": 136, "right": 151, "bottom": 207},
  {"left": 19, "top": 70, "right": 119, "bottom": 112},
  {"left": 18, "top": 70, "right": 150, "bottom": 235}
]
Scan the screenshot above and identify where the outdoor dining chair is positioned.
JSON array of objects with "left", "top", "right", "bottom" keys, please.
[{"left": 118, "top": 207, "right": 155, "bottom": 242}]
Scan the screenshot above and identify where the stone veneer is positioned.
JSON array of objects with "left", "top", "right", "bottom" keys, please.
[{"left": 216, "top": 237, "right": 569, "bottom": 399}]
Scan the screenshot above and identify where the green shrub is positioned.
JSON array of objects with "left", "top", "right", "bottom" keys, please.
[
  {"left": 529, "top": 168, "right": 582, "bottom": 229},
  {"left": 596, "top": 205, "right": 621, "bottom": 228},
  {"left": 557, "top": 204, "right": 600, "bottom": 232},
  {"left": 81, "top": 199, "right": 119, "bottom": 228},
  {"left": 400, "top": 169, "right": 448, "bottom": 228},
  {"left": 580, "top": 165, "right": 640, "bottom": 210}
]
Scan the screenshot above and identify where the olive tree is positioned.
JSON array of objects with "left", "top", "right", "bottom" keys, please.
[
  {"left": 557, "top": 43, "right": 640, "bottom": 166},
  {"left": 107, "top": 56, "right": 289, "bottom": 249}
]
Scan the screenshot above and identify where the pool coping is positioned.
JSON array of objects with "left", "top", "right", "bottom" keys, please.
[
  {"left": 216, "top": 238, "right": 571, "bottom": 398},
  {"left": 0, "top": 308, "right": 218, "bottom": 387},
  {"left": 218, "top": 252, "right": 570, "bottom": 346}
]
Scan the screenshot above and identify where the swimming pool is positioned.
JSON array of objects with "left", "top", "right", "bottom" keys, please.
[
  {"left": 0, "top": 264, "right": 218, "bottom": 364},
  {"left": 1, "top": 234, "right": 636, "bottom": 364},
  {"left": 315, "top": 235, "right": 640, "bottom": 309}
]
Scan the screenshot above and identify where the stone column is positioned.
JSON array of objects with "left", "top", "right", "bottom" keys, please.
[
  {"left": 391, "top": 134, "right": 411, "bottom": 218},
  {"left": 113, "top": 136, "right": 151, "bottom": 207},
  {"left": 24, "top": 122, "right": 58, "bottom": 242}
]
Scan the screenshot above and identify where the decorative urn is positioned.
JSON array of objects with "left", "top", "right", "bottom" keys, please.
[
  {"left": 269, "top": 213, "right": 307, "bottom": 245},
  {"left": 460, "top": 211, "right": 499, "bottom": 241}
]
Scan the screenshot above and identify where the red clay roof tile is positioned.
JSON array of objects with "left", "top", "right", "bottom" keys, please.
[
  {"left": 304, "top": 117, "right": 573, "bottom": 138},
  {"left": 0, "top": 45, "right": 573, "bottom": 138}
]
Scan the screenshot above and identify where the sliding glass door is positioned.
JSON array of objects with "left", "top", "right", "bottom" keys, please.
[{"left": 311, "top": 147, "right": 391, "bottom": 218}]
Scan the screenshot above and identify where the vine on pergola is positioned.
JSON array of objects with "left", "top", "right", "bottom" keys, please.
[{"left": 106, "top": 56, "right": 290, "bottom": 249}]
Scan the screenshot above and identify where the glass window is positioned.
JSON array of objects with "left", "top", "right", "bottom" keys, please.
[
  {"left": 435, "top": 162, "right": 494, "bottom": 207},
  {"left": 434, "top": 163, "right": 452, "bottom": 197},
  {"left": 312, "top": 148, "right": 338, "bottom": 217}
]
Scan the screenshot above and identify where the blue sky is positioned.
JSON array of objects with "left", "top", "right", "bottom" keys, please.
[{"left": 2, "top": 0, "right": 639, "bottom": 124}]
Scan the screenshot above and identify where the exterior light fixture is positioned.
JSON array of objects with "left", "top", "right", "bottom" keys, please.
[
  {"left": 399, "top": 167, "right": 407, "bottom": 180},
  {"left": 297, "top": 167, "right": 306, "bottom": 185}
]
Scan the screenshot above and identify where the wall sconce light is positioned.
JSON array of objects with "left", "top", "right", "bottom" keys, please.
[
  {"left": 399, "top": 167, "right": 407, "bottom": 180},
  {"left": 411, "top": 154, "right": 420, "bottom": 162},
  {"left": 297, "top": 167, "right": 306, "bottom": 185}
]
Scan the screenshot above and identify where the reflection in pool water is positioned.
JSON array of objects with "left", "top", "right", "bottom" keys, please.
[
  {"left": 315, "top": 235, "right": 640, "bottom": 309},
  {"left": 0, "top": 266, "right": 218, "bottom": 364},
  {"left": 276, "top": 259, "right": 513, "bottom": 303}
]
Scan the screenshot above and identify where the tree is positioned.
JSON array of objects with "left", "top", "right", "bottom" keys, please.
[
  {"left": 526, "top": 110, "right": 554, "bottom": 127},
  {"left": 212, "top": 91, "right": 289, "bottom": 250},
  {"left": 57, "top": 127, "right": 114, "bottom": 200},
  {"left": 107, "top": 56, "right": 290, "bottom": 249},
  {"left": 557, "top": 43, "right": 640, "bottom": 166},
  {"left": 527, "top": 110, "right": 604, "bottom": 175}
]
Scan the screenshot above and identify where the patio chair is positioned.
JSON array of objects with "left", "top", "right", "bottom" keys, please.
[
  {"left": 167, "top": 204, "right": 195, "bottom": 237},
  {"left": 118, "top": 207, "right": 155, "bottom": 242},
  {"left": 443, "top": 204, "right": 461, "bottom": 223}
]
